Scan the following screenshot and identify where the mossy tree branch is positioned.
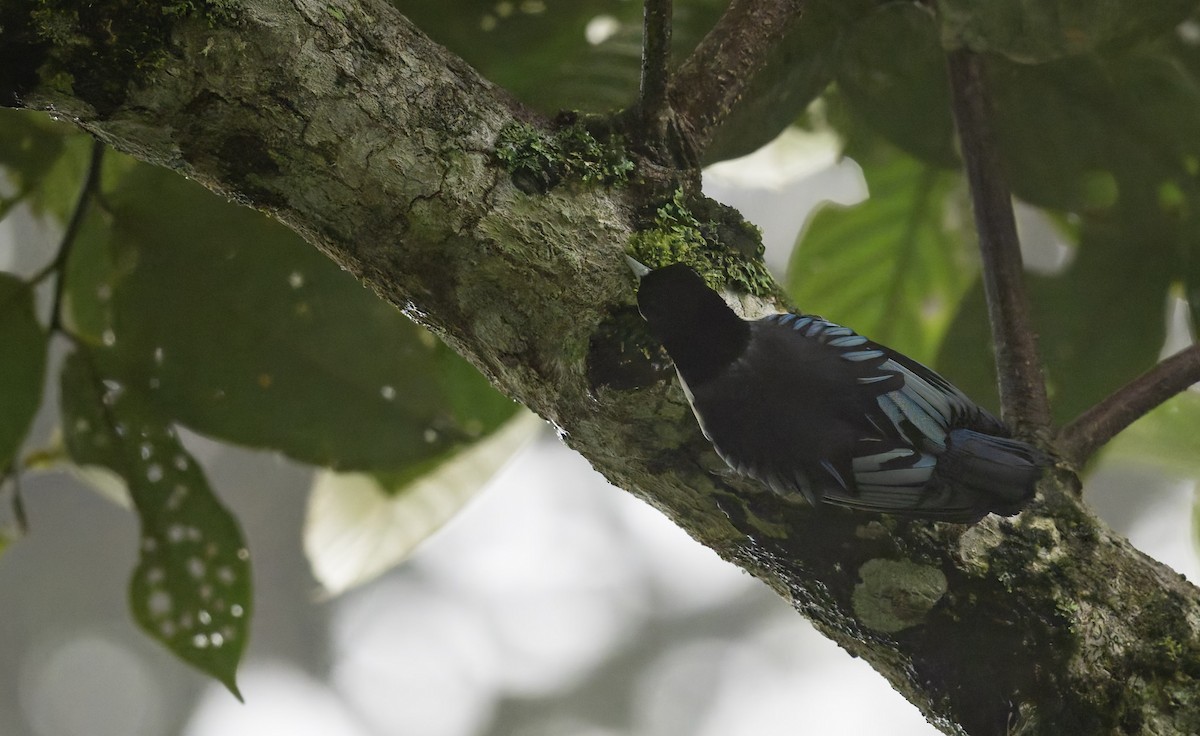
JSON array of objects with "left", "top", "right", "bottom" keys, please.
[{"left": 3, "top": 1, "right": 1200, "bottom": 733}]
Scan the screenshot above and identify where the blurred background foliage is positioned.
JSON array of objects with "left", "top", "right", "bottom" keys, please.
[{"left": 2, "top": 0, "right": 1200, "bottom": 705}]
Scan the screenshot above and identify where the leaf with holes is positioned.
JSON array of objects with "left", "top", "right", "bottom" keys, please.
[
  {"left": 60, "top": 348, "right": 250, "bottom": 697},
  {"left": 0, "top": 273, "right": 48, "bottom": 470},
  {"left": 787, "top": 144, "right": 975, "bottom": 365},
  {"left": 89, "top": 158, "right": 516, "bottom": 473}
]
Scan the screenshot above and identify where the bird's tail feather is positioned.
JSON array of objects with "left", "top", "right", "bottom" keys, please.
[{"left": 936, "top": 429, "right": 1047, "bottom": 517}]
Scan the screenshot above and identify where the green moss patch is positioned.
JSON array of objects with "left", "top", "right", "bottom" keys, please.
[
  {"left": 494, "top": 120, "right": 633, "bottom": 194},
  {"left": 628, "top": 188, "right": 779, "bottom": 300}
]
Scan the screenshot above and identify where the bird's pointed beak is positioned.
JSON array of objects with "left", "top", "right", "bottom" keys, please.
[{"left": 625, "top": 255, "right": 651, "bottom": 278}]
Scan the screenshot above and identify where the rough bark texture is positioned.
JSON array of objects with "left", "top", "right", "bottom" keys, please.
[
  {"left": 669, "top": 0, "right": 806, "bottom": 156},
  {"left": 4, "top": 1, "right": 1200, "bottom": 733}
]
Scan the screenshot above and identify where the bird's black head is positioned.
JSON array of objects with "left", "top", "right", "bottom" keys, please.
[{"left": 635, "top": 264, "right": 749, "bottom": 385}]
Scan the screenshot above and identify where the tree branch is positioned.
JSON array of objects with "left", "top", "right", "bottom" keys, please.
[
  {"left": 6, "top": 2, "right": 1200, "bottom": 731},
  {"left": 668, "top": 0, "right": 805, "bottom": 157},
  {"left": 1057, "top": 344, "right": 1200, "bottom": 465},
  {"left": 945, "top": 49, "right": 1052, "bottom": 438},
  {"left": 638, "top": 0, "right": 673, "bottom": 138}
]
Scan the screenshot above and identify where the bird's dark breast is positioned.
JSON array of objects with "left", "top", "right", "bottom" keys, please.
[{"left": 685, "top": 321, "right": 890, "bottom": 502}]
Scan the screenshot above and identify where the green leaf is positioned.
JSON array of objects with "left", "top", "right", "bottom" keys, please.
[
  {"left": 990, "top": 51, "right": 1200, "bottom": 212},
  {"left": 0, "top": 109, "right": 64, "bottom": 198},
  {"left": 1033, "top": 220, "right": 1174, "bottom": 424},
  {"left": 82, "top": 159, "right": 515, "bottom": 472},
  {"left": 937, "top": 0, "right": 1196, "bottom": 63},
  {"left": 787, "top": 145, "right": 975, "bottom": 365},
  {"left": 938, "top": 216, "right": 1175, "bottom": 423},
  {"left": 60, "top": 205, "right": 126, "bottom": 345},
  {"left": 0, "top": 109, "right": 95, "bottom": 221},
  {"left": 1104, "top": 391, "right": 1200, "bottom": 477},
  {"left": 834, "top": 3, "right": 958, "bottom": 168},
  {"left": 394, "top": 0, "right": 643, "bottom": 112},
  {"left": 536, "top": 2, "right": 732, "bottom": 114},
  {"left": 304, "top": 410, "right": 542, "bottom": 595},
  {"left": 391, "top": 1, "right": 744, "bottom": 115},
  {"left": 932, "top": 282, "right": 998, "bottom": 414},
  {"left": 60, "top": 348, "right": 251, "bottom": 697},
  {"left": 0, "top": 273, "right": 48, "bottom": 469}
]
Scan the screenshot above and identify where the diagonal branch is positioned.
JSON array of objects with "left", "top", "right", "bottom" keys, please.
[
  {"left": 945, "top": 48, "right": 1052, "bottom": 437},
  {"left": 668, "top": 0, "right": 804, "bottom": 157},
  {"left": 1057, "top": 344, "right": 1200, "bottom": 465},
  {"left": 6, "top": 1, "right": 1200, "bottom": 730}
]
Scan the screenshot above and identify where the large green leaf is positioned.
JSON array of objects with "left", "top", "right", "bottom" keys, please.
[
  {"left": 61, "top": 348, "right": 251, "bottom": 696},
  {"left": 59, "top": 204, "right": 126, "bottom": 345},
  {"left": 990, "top": 51, "right": 1200, "bottom": 212},
  {"left": 393, "top": 2, "right": 775, "bottom": 118},
  {"left": 933, "top": 279, "right": 997, "bottom": 413},
  {"left": 823, "top": 9, "right": 1200, "bottom": 222},
  {"left": 534, "top": 1, "right": 729, "bottom": 114},
  {"left": 1104, "top": 391, "right": 1200, "bottom": 477},
  {"left": 61, "top": 157, "right": 515, "bottom": 473},
  {"left": 304, "top": 410, "right": 542, "bottom": 596},
  {"left": 0, "top": 109, "right": 63, "bottom": 199},
  {"left": 938, "top": 216, "right": 1175, "bottom": 423},
  {"left": 787, "top": 145, "right": 975, "bottom": 365},
  {"left": 1033, "top": 222, "right": 1173, "bottom": 423},
  {"left": 0, "top": 273, "right": 48, "bottom": 469},
  {"left": 0, "top": 109, "right": 95, "bottom": 220},
  {"left": 392, "top": 0, "right": 642, "bottom": 112},
  {"left": 937, "top": 0, "right": 1196, "bottom": 63},
  {"left": 834, "top": 3, "right": 958, "bottom": 169}
]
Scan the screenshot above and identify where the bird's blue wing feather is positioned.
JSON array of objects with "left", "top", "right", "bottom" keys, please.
[{"left": 759, "top": 312, "right": 1000, "bottom": 509}]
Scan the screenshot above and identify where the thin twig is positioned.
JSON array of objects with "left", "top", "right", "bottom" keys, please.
[
  {"left": 0, "top": 459, "right": 26, "bottom": 535},
  {"left": 639, "top": 0, "right": 673, "bottom": 140},
  {"left": 668, "top": 0, "right": 804, "bottom": 158},
  {"left": 10, "top": 469, "right": 27, "bottom": 535},
  {"left": 945, "top": 49, "right": 1051, "bottom": 437},
  {"left": 33, "top": 140, "right": 105, "bottom": 331},
  {"left": 1057, "top": 344, "right": 1200, "bottom": 465}
]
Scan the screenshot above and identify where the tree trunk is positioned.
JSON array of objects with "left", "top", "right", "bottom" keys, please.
[{"left": 3, "top": 0, "right": 1199, "bottom": 732}]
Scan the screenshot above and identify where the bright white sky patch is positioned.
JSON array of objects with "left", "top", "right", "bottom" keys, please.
[
  {"left": 704, "top": 126, "right": 844, "bottom": 191},
  {"left": 184, "top": 662, "right": 368, "bottom": 736}
]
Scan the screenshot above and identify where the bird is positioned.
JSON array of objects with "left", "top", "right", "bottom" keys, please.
[{"left": 632, "top": 261, "right": 1047, "bottom": 523}]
